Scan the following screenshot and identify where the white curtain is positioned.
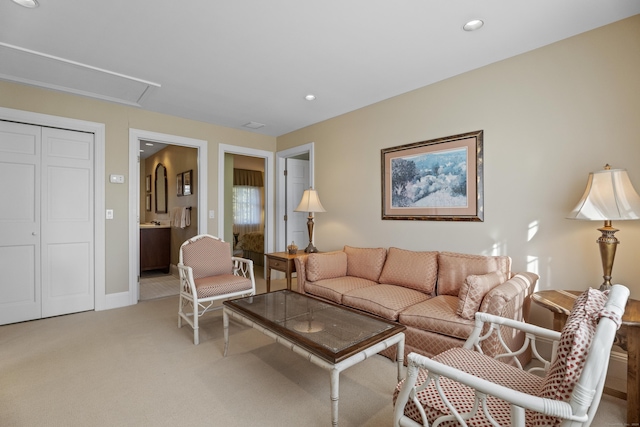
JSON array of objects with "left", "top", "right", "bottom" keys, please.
[{"left": 232, "top": 185, "right": 263, "bottom": 235}]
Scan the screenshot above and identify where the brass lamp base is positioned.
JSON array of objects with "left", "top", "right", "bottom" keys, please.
[
  {"left": 304, "top": 213, "right": 318, "bottom": 253},
  {"left": 597, "top": 220, "right": 619, "bottom": 291}
]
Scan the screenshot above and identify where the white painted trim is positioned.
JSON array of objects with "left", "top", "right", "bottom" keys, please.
[
  {"left": 218, "top": 144, "right": 274, "bottom": 256},
  {"left": 129, "top": 129, "right": 208, "bottom": 306},
  {"left": 275, "top": 142, "right": 314, "bottom": 252},
  {"left": 0, "top": 107, "right": 106, "bottom": 311}
]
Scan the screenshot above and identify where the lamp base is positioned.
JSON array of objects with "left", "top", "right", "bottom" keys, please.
[
  {"left": 304, "top": 243, "right": 318, "bottom": 253},
  {"left": 597, "top": 220, "right": 619, "bottom": 292}
]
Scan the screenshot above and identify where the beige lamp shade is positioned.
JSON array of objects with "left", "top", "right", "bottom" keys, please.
[
  {"left": 294, "top": 188, "right": 326, "bottom": 213},
  {"left": 567, "top": 167, "right": 640, "bottom": 221},
  {"left": 567, "top": 165, "right": 640, "bottom": 290}
]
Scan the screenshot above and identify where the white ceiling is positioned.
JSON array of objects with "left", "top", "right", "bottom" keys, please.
[{"left": 1, "top": 1, "right": 639, "bottom": 137}]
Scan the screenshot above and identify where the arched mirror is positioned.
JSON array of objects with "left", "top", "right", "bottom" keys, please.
[{"left": 155, "top": 163, "right": 168, "bottom": 213}]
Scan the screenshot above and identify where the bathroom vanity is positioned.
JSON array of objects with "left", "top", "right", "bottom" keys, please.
[{"left": 140, "top": 224, "right": 171, "bottom": 273}]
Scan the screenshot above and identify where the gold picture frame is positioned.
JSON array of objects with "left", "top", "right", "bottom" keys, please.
[{"left": 381, "top": 130, "right": 483, "bottom": 221}]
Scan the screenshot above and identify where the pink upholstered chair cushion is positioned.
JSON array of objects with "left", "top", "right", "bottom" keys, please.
[
  {"left": 194, "top": 274, "right": 253, "bottom": 298},
  {"left": 182, "top": 237, "right": 232, "bottom": 279},
  {"left": 344, "top": 245, "right": 387, "bottom": 282},
  {"left": 306, "top": 252, "right": 348, "bottom": 282},
  {"left": 378, "top": 247, "right": 438, "bottom": 294},
  {"left": 437, "top": 252, "right": 511, "bottom": 296},
  {"left": 393, "top": 347, "right": 543, "bottom": 426},
  {"left": 457, "top": 271, "right": 507, "bottom": 320}
]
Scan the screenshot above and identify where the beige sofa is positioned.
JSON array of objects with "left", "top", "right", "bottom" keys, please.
[{"left": 294, "top": 246, "right": 539, "bottom": 365}]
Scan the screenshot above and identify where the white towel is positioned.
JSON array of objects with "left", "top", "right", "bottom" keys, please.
[
  {"left": 181, "top": 207, "right": 190, "bottom": 228},
  {"left": 172, "top": 207, "right": 185, "bottom": 228}
]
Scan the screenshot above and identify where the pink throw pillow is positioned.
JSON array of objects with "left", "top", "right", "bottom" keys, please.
[
  {"left": 378, "top": 247, "right": 438, "bottom": 294},
  {"left": 456, "top": 271, "right": 506, "bottom": 320},
  {"left": 437, "top": 252, "right": 511, "bottom": 296},
  {"left": 534, "top": 288, "right": 610, "bottom": 425},
  {"left": 305, "top": 252, "right": 348, "bottom": 282},
  {"left": 344, "top": 246, "right": 387, "bottom": 282}
]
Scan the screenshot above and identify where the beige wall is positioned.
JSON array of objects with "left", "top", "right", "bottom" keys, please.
[
  {"left": 0, "top": 81, "right": 275, "bottom": 295},
  {"left": 277, "top": 16, "right": 640, "bottom": 311}
]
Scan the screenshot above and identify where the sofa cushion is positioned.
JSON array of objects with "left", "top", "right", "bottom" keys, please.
[
  {"left": 342, "top": 284, "right": 429, "bottom": 321},
  {"left": 304, "top": 276, "right": 377, "bottom": 304},
  {"left": 344, "top": 245, "right": 387, "bottom": 282},
  {"left": 378, "top": 248, "right": 438, "bottom": 294},
  {"left": 457, "top": 271, "right": 507, "bottom": 320},
  {"left": 399, "top": 295, "right": 475, "bottom": 340},
  {"left": 306, "top": 252, "right": 348, "bottom": 282},
  {"left": 437, "top": 252, "right": 511, "bottom": 296}
]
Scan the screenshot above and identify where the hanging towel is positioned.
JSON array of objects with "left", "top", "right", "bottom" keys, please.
[{"left": 181, "top": 207, "right": 190, "bottom": 228}]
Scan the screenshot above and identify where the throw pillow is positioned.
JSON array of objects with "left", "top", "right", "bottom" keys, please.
[
  {"left": 344, "top": 245, "right": 387, "bottom": 282},
  {"left": 305, "top": 252, "right": 348, "bottom": 282},
  {"left": 534, "top": 288, "right": 610, "bottom": 426},
  {"left": 456, "top": 271, "right": 506, "bottom": 320},
  {"left": 378, "top": 247, "right": 438, "bottom": 294},
  {"left": 437, "top": 252, "right": 511, "bottom": 296}
]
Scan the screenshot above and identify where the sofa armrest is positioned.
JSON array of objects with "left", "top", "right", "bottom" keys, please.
[
  {"left": 477, "top": 271, "right": 539, "bottom": 364},
  {"left": 479, "top": 272, "right": 538, "bottom": 320},
  {"left": 294, "top": 255, "right": 308, "bottom": 294}
]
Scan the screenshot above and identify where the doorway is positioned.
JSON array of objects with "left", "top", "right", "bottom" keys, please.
[
  {"left": 129, "top": 129, "right": 208, "bottom": 305},
  {"left": 276, "top": 142, "right": 315, "bottom": 252},
  {"left": 218, "top": 144, "right": 274, "bottom": 271}
]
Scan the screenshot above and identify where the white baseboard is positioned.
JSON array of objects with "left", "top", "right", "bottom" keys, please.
[{"left": 605, "top": 350, "right": 627, "bottom": 393}]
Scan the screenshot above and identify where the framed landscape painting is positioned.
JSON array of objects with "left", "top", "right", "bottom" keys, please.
[{"left": 381, "top": 130, "right": 483, "bottom": 221}]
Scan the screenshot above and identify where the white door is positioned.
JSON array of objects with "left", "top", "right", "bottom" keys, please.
[
  {"left": 0, "top": 122, "right": 94, "bottom": 325},
  {"left": 41, "top": 127, "right": 94, "bottom": 317},
  {"left": 0, "top": 122, "right": 42, "bottom": 324},
  {"left": 286, "top": 158, "right": 310, "bottom": 248}
]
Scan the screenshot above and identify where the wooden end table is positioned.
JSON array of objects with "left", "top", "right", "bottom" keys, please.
[
  {"left": 532, "top": 290, "right": 640, "bottom": 424},
  {"left": 264, "top": 251, "right": 308, "bottom": 292}
]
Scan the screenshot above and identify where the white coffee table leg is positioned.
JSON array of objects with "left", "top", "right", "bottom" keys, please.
[
  {"left": 330, "top": 368, "right": 340, "bottom": 426},
  {"left": 223, "top": 308, "right": 229, "bottom": 357}
]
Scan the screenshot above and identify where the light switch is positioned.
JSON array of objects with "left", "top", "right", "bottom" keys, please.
[
  {"left": 106, "top": 209, "right": 114, "bottom": 219},
  {"left": 109, "top": 174, "right": 125, "bottom": 184},
  {"left": 209, "top": 210, "right": 215, "bottom": 219}
]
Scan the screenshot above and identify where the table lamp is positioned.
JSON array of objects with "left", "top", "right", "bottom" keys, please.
[
  {"left": 567, "top": 164, "right": 640, "bottom": 290},
  {"left": 294, "top": 188, "right": 326, "bottom": 253}
]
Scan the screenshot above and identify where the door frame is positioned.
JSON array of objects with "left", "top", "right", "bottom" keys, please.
[
  {"left": 218, "top": 144, "right": 274, "bottom": 258},
  {"left": 276, "top": 142, "right": 315, "bottom": 252},
  {"left": 129, "top": 129, "right": 207, "bottom": 305},
  {"left": 0, "top": 107, "right": 106, "bottom": 310}
]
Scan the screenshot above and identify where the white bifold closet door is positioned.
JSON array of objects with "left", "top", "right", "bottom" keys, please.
[{"left": 0, "top": 121, "right": 94, "bottom": 325}]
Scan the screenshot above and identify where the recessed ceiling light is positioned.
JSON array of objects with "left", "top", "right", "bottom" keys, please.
[
  {"left": 243, "top": 121, "right": 266, "bottom": 129},
  {"left": 463, "top": 19, "right": 484, "bottom": 32},
  {"left": 305, "top": 94, "right": 316, "bottom": 101},
  {"left": 12, "top": 0, "right": 39, "bottom": 8}
]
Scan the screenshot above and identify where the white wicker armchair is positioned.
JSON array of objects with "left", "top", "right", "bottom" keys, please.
[
  {"left": 393, "top": 284, "right": 629, "bottom": 427},
  {"left": 177, "top": 234, "right": 256, "bottom": 345}
]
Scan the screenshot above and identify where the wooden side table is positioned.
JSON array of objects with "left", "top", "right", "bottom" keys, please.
[
  {"left": 264, "top": 251, "right": 307, "bottom": 292},
  {"left": 532, "top": 290, "right": 640, "bottom": 425}
]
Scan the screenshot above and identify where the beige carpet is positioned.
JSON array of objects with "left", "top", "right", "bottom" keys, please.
[{"left": 0, "top": 283, "right": 628, "bottom": 426}]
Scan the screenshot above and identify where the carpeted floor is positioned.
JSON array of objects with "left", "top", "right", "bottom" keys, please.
[{"left": 0, "top": 272, "right": 628, "bottom": 426}]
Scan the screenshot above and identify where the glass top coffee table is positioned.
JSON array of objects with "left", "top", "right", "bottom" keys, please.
[{"left": 223, "top": 290, "right": 406, "bottom": 426}]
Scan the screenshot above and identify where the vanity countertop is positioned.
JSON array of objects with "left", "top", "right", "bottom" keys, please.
[{"left": 140, "top": 223, "right": 171, "bottom": 229}]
